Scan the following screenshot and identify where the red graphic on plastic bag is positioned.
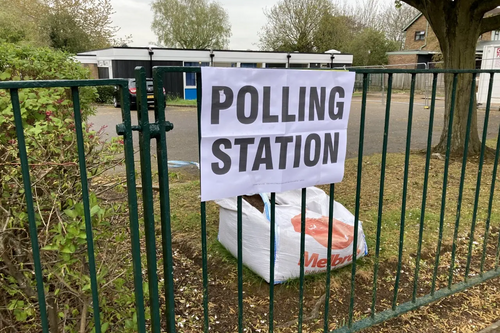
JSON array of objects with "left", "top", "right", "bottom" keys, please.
[{"left": 291, "top": 214, "right": 354, "bottom": 249}]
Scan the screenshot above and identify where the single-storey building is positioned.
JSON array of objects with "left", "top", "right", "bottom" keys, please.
[{"left": 76, "top": 47, "right": 353, "bottom": 100}]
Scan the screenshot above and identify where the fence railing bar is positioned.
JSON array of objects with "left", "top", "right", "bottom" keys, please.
[
  {"left": 71, "top": 87, "right": 102, "bottom": 333},
  {"left": 298, "top": 187, "right": 307, "bottom": 333},
  {"left": 479, "top": 73, "right": 496, "bottom": 275},
  {"left": 412, "top": 73, "right": 438, "bottom": 302},
  {"left": 10, "top": 88, "right": 50, "bottom": 333},
  {"left": 348, "top": 73, "right": 369, "bottom": 328},
  {"left": 195, "top": 72, "right": 210, "bottom": 333},
  {"left": 431, "top": 73, "right": 458, "bottom": 295},
  {"left": 333, "top": 268, "right": 500, "bottom": 333},
  {"left": 237, "top": 195, "right": 244, "bottom": 333},
  {"left": 269, "top": 192, "right": 276, "bottom": 333},
  {"left": 134, "top": 67, "right": 162, "bottom": 333},
  {"left": 117, "top": 86, "right": 147, "bottom": 333},
  {"left": 448, "top": 73, "right": 477, "bottom": 288},
  {"left": 392, "top": 73, "right": 416, "bottom": 310},
  {"left": 466, "top": 72, "right": 494, "bottom": 280},
  {"left": 323, "top": 183, "right": 335, "bottom": 332},
  {"left": 153, "top": 69, "right": 176, "bottom": 332},
  {"left": 371, "top": 73, "right": 393, "bottom": 318},
  {"left": 492, "top": 131, "right": 500, "bottom": 271}
]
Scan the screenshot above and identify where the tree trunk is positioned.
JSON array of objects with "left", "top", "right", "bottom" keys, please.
[{"left": 429, "top": 9, "right": 483, "bottom": 156}]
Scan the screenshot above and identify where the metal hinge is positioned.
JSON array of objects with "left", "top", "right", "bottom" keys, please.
[{"left": 115, "top": 121, "right": 174, "bottom": 137}]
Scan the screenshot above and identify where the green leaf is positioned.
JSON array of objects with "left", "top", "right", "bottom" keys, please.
[
  {"left": 0, "top": 71, "right": 11, "bottom": 80},
  {"left": 101, "top": 322, "right": 110, "bottom": 333},
  {"left": 90, "top": 205, "right": 100, "bottom": 217},
  {"left": 61, "top": 243, "right": 76, "bottom": 254},
  {"left": 64, "top": 209, "right": 78, "bottom": 219},
  {"left": 41, "top": 244, "right": 59, "bottom": 251}
]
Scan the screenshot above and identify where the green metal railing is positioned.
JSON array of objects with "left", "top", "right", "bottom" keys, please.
[{"left": 1, "top": 66, "right": 500, "bottom": 333}]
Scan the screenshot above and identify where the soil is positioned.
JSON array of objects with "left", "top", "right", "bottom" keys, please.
[{"left": 163, "top": 226, "right": 500, "bottom": 333}]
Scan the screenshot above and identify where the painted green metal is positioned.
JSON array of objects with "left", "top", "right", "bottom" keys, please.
[
  {"left": 493, "top": 131, "right": 500, "bottom": 270},
  {"left": 392, "top": 74, "right": 416, "bottom": 309},
  {"left": 431, "top": 74, "right": 459, "bottom": 295},
  {"left": 448, "top": 73, "right": 477, "bottom": 288},
  {"left": 466, "top": 73, "right": 493, "bottom": 280},
  {"left": 152, "top": 68, "right": 176, "bottom": 332},
  {"left": 5, "top": 66, "right": 500, "bottom": 333},
  {"left": 371, "top": 73, "right": 393, "bottom": 317},
  {"left": 334, "top": 268, "right": 500, "bottom": 333},
  {"left": 194, "top": 71, "right": 210, "bottom": 333},
  {"left": 323, "top": 183, "right": 335, "bottom": 332},
  {"left": 480, "top": 73, "right": 496, "bottom": 275},
  {"left": 298, "top": 188, "right": 307, "bottom": 333},
  {"left": 134, "top": 67, "right": 162, "bottom": 333},
  {"left": 412, "top": 73, "right": 438, "bottom": 303},
  {"left": 347, "top": 73, "right": 369, "bottom": 329},
  {"left": 237, "top": 195, "right": 244, "bottom": 333},
  {"left": 10, "top": 88, "right": 50, "bottom": 333},
  {"left": 269, "top": 192, "right": 276, "bottom": 332},
  {"left": 71, "top": 87, "right": 101, "bottom": 332},
  {"left": 116, "top": 83, "right": 147, "bottom": 333}
]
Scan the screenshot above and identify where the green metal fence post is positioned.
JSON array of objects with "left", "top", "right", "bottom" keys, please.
[
  {"left": 194, "top": 70, "right": 211, "bottom": 333},
  {"left": 71, "top": 87, "right": 101, "bottom": 332},
  {"left": 348, "top": 73, "right": 369, "bottom": 328},
  {"left": 135, "top": 67, "right": 162, "bottom": 333},
  {"left": 152, "top": 68, "right": 177, "bottom": 332},
  {"left": 116, "top": 82, "right": 147, "bottom": 333},
  {"left": 412, "top": 73, "right": 438, "bottom": 302},
  {"left": 449, "top": 73, "right": 477, "bottom": 287},
  {"left": 10, "top": 88, "right": 50, "bottom": 333},
  {"left": 323, "top": 184, "right": 335, "bottom": 332},
  {"left": 298, "top": 188, "right": 307, "bottom": 332},
  {"left": 431, "top": 74, "right": 459, "bottom": 295},
  {"left": 392, "top": 73, "right": 416, "bottom": 310},
  {"left": 269, "top": 192, "right": 276, "bottom": 333},
  {"left": 371, "top": 73, "right": 393, "bottom": 318}
]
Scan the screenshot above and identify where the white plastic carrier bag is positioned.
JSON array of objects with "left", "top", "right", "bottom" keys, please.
[{"left": 215, "top": 186, "right": 368, "bottom": 284}]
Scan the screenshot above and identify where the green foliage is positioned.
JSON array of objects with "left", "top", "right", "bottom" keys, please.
[
  {"left": 0, "top": 0, "right": 118, "bottom": 53},
  {"left": 346, "top": 28, "right": 399, "bottom": 66},
  {"left": 0, "top": 43, "right": 134, "bottom": 332},
  {"left": 151, "top": 0, "right": 231, "bottom": 49},
  {"left": 96, "top": 86, "right": 115, "bottom": 104}
]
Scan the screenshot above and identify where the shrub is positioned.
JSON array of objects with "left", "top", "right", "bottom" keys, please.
[
  {"left": 95, "top": 86, "right": 115, "bottom": 104},
  {"left": 0, "top": 43, "right": 136, "bottom": 332}
]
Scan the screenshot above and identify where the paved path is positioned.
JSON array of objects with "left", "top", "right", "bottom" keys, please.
[{"left": 91, "top": 97, "right": 500, "bottom": 169}]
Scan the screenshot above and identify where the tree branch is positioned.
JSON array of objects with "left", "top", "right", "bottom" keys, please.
[
  {"left": 475, "top": 0, "right": 500, "bottom": 15},
  {"left": 400, "top": 0, "right": 426, "bottom": 12},
  {"left": 480, "top": 14, "right": 500, "bottom": 34}
]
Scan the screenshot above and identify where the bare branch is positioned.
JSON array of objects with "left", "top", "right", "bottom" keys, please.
[
  {"left": 400, "top": 0, "right": 426, "bottom": 12},
  {"left": 481, "top": 14, "right": 500, "bottom": 34}
]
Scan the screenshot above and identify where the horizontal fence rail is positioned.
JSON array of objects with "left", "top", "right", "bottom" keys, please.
[{"left": 1, "top": 67, "right": 500, "bottom": 333}]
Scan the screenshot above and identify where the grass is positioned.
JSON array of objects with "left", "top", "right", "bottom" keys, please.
[
  {"left": 151, "top": 147, "right": 500, "bottom": 332},
  {"left": 166, "top": 97, "right": 197, "bottom": 107}
]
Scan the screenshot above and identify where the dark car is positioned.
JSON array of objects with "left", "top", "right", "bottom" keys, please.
[{"left": 113, "top": 78, "right": 165, "bottom": 109}]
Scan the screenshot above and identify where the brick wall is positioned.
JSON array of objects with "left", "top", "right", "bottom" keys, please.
[
  {"left": 404, "top": 15, "right": 440, "bottom": 51},
  {"left": 387, "top": 54, "right": 418, "bottom": 68}
]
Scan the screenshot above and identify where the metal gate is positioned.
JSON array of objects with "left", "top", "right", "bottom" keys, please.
[{"left": 1, "top": 66, "right": 500, "bottom": 332}]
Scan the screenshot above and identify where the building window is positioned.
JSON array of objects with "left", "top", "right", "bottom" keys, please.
[
  {"left": 415, "top": 31, "right": 425, "bottom": 41},
  {"left": 493, "top": 30, "right": 500, "bottom": 41},
  {"left": 184, "top": 62, "right": 209, "bottom": 87}
]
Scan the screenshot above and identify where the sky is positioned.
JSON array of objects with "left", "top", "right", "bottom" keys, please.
[{"left": 110, "top": 0, "right": 396, "bottom": 50}]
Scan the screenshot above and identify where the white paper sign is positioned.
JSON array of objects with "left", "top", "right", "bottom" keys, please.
[{"left": 200, "top": 67, "right": 355, "bottom": 201}]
